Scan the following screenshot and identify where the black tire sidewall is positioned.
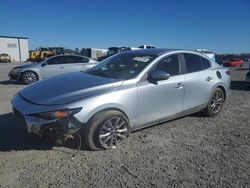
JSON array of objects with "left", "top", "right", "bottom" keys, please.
[
  {"left": 206, "top": 88, "right": 225, "bottom": 116},
  {"left": 83, "top": 110, "right": 130, "bottom": 150},
  {"left": 22, "top": 71, "right": 38, "bottom": 85}
]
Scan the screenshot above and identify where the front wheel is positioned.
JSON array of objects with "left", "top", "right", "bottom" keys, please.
[
  {"left": 22, "top": 71, "right": 38, "bottom": 85},
  {"left": 202, "top": 88, "right": 225, "bottom": 117},
  {"left": 82, "top": 110, "right": 130, "bottom": 150}
]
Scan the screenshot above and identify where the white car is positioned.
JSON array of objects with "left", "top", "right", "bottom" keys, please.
[{"left": 9, "top": 55, "right": 98, "bottom": 84}]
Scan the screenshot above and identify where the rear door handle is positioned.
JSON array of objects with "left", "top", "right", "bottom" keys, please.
[
  {"left": 60, "top": 66, "right": 64, "bottom": 69},
  {"left": 206, "top": 76, "right": 213, "bottom": 81},
  {"left": 175, "top": 82, "right": 184, "bottom": 89}
]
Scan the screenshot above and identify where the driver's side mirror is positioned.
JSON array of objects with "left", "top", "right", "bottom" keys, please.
[
  {"left": 148, "top": 70, "right": 170, "bottom": 84},
  {"left": 41, "top": 62, "right": 47, "bottom": 67}
]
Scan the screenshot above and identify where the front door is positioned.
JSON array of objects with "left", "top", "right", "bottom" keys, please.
[
  {"left": 39, "top": 56, "right": 68, "bottom": 79},
  {"left": 137, "top": 54, "right": 185, "bottom": 128}
]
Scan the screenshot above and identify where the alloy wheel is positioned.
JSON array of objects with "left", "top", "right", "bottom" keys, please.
[
  {"left": 99, "top": 117, "right": 128, "bottom": 149},
  {"left": 210, "top": 90, "right": 224, "bottom": 113},
  {"left": 23, "top": 72, "right": 38, "bottom": 84}
]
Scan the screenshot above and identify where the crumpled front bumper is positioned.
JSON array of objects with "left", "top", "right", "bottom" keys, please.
[
  {"left": 11, "top": 94, "right": 82, "bottom": 136},
  {"left": 8, "top": 70, "right": 22, "bottom": 81},
  {"left": 13, "top": 107, "right": 60, "bottom": 135}
]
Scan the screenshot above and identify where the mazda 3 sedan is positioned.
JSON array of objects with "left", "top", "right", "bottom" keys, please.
[
  {"left": 9, "top": 54, "right": 98, "bottom": 84},
  {"left": 11, "top": 49, "right": 231, "bottom": 150}
]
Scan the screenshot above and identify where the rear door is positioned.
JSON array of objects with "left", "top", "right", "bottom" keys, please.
[
  {"left": 181, "top": 53, "right": 214, "bottom": 111},
  {"left": 61, "top": 56, "right": 87, "bottom": 73},
  {"left": 62, "top": 56, "right": 97, "bottom": 72}
]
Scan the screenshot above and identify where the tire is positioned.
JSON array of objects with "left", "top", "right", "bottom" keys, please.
[
  {"left": 22, "top": 71, "right": 38, "bottom": 85},
  {"left": 82, "top": 110, "right": 130, "bottom": 150},
  {"left": 202, "top": 88, "right": 225, "bottom": 117}
]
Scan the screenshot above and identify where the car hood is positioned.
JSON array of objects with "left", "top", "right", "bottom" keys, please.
[
  {"left": 14, "top": 62, "right": 39, "bottom": 69},
  {"left": 19, "top": 72, "right": 123, "bottom": 105}
]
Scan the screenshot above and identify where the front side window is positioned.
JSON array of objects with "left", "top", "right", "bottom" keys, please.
[
  {"left": 152, "top": 54, "right": 180, "bottom": 76},
  {"left": 87, "top": 53, "right": 157, "bottom": 80},
  {"left": 184, "top": 53, "right": 211, "bottom": 73}
]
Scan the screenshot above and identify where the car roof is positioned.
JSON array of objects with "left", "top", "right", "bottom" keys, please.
[{"left": 121, "top": 48, "right": 189, "bottom": 56}]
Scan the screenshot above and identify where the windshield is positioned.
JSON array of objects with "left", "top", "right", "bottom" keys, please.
[{"left": 87, "top": 53, "right": 157, "bottom": 80}]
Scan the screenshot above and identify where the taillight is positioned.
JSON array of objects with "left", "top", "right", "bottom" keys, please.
[{"left": 226, "top": 70, "right": 230, "bottom": 75}]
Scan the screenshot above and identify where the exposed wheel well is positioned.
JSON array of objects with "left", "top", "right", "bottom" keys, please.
[
  {"left": 89, "top": 108, "right": 131, "bottom": 129},
  {"left": 217, "top": 86, "right": 226, "bottom": 100}
]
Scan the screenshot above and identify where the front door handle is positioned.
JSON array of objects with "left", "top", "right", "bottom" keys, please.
[
  {"left": 206, "top": 76, "right": 213, "bottom": 82},
  {"left": 60, "top": 66, "right": 64, "bottom": 69},
  {"left": 175, "top": 82, "right": 184, "bottom": 89}
]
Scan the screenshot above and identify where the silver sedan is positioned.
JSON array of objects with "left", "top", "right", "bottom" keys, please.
[
  {"left": 11, "top": 49, "right": 231, "bottom": 150},
  {"left": 9, "top": 54, "right": 98, "bottom": 84}
]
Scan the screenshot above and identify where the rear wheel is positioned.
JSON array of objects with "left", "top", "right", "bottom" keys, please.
[
  {"left": 202, "top": 88, "right": 225, "bottom": 117},
  {"left": 22, "top": 71, "right": 38, "bottom": 85},
  {"left": 82, "top": 110, "right": 130, "bottom": 150}
]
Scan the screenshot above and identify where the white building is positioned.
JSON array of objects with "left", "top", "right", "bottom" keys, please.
[{"left": 0, "top": 36, "right": 29, "bottom": 61}]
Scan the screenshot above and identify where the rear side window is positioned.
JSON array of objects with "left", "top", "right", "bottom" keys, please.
[
  {"left": 82, "top": 57, "right": 89, "bottom": 63},
  {"left": 63, "top": 56, "right": 85, "bottom": 64},
  {"left": 153, "top": 54, "right": 179, "bottom": 76},
  {"left": 68, "top": 56, "right": 89, "bottom": 63},
  {"left": 184, "top": 53, "right": 211, "bottom": 73}
]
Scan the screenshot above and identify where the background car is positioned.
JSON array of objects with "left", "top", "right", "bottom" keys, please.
[
  {"left": 9, "top": 54, "right": 99, "bottom": 84},
  {"left": 223, "top": 59, "right": 244, "bottom": 67},
  {"left": 246, "top": 71, "right": 250, "bottom": 87},
  {"left": 0, "top": 53, "right": 11, "bottom": 62},
  {"left": 11, "top": 49, "right": 231, "bottom": 150}
]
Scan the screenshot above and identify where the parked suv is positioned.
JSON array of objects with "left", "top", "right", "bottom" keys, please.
[
  {"left": 0, "top": 53, "right": 11, "bottom": 62},
  {"left": 9, "top": 55, "right": 98, "bottom": 84}
]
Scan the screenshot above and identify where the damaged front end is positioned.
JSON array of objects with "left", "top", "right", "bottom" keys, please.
[
  {"left": 12, "top": 101, "right": 83, "bottom": 146},
  {"left": 28, "top": 113, "right": 82, "bottom": 145}
]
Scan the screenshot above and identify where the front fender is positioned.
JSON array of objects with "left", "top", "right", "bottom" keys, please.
[
  {"left": 70, "top": 86, "right": 138, "bottom": 128},
  {"left": 19, "top": 68, "right": 41, "bottom": 80},
  {"left": 77, "top": 103, "right": 131, "bottom": 124}
]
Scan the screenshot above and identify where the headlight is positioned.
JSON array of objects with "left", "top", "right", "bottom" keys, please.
[
  {"left": 12, "top": 68, "right": 22, "bottom": 73},
  {"left": 35, "top": 107, "right": 82, "bottom": 120}
]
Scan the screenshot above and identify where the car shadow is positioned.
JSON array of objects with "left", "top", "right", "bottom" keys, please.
[
  {"left": 230, "top": 81, "right": 250, "bottom": 91},
  {"left": 0, "top": 113, "right": 52, "bottom": 151},
  {"left": 0, "top": 80, "right": 23, "bottom": 85},
  {"left": 0, "top": 113, "right": 85, "bottom": 152}
]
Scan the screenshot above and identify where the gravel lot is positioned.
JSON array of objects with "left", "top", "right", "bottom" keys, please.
[{"left": 0, "top": 62, "right": 249, "bottom": 187}]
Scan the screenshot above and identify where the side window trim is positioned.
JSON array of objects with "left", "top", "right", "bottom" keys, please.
[
  {"left": 179, "top": 53, "right": 187, "bottom": 74},
  {"left": 151, "top": 53, "right": 181, "bottom": 77},
  {"left": 82, "top": 57, "right": 89, "bottom": 63},
  {"left": 182, "top": 53, "right": 212, "bottom": 74},
  {"left": 139, "top": 53, "right": 182, "bottom": 82}
]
